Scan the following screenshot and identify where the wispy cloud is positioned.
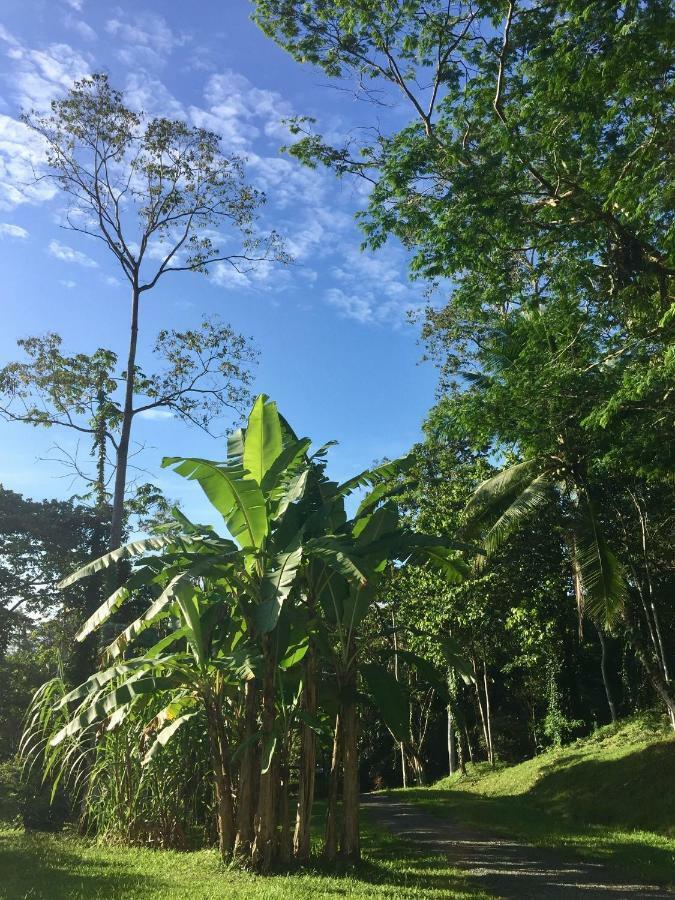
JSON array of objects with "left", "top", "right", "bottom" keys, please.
[
  {"left": 0, "top": 222, "right": 28, "bottom": 238},
  {"left": 106, "top": 11, "right": 189, "bottom": 69},
  {"left": 0, "top": 26, "right": 91, "bottom": 111},
  {"left": 0, "top": 116, "right": 57, "bottom": 210},
  {"left": 137, "top": 408, "right": 174, "bottom": 421},
  {"left": 48, "top": 239, "right": 97, "bottom": 267},
  {"left": 64, "top": 16, "right": 97, "bottom": 42},
  {"left": 59, "top": 278, "right": 76, "bottom": 288}
]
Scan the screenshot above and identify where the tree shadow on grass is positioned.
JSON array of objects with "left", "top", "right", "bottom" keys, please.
[{"left": 0, "top": 830, "right": 166, "bottom": 900}]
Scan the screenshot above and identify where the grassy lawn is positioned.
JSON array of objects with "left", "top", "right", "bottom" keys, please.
[
  {"left": 0, "top": 815, "right": 489, "bottom": 900},
  {"left": 398, "top": 713, "right": 675, "bottom": 886}
]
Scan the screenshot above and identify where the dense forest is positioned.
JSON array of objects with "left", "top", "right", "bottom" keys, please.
[{"left": 0, "top": 0, "right": 672, "bottom": 886}]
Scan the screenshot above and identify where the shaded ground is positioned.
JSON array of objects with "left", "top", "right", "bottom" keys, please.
[{"left": 361, "top": 793, "right": 673, "bottom": 899}]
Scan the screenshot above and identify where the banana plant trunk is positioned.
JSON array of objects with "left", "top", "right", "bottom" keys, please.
[
  {"left": 340, "top": 657, "right": 360, "bottom": 863},
  {"left": 252, "top": 634, "right": 278, "bottom": 871},
  {"left": 323, "top": 711, "right": 342, "bottom": 861},
  {"left": 235, "top": 679, "right": 258, "bottom": 856},
  {"left": 294, "top": 641, "right": 318, "bottom": 861},
  {"left": 205, "top": 694, "right": 235, "bottom": 860}
]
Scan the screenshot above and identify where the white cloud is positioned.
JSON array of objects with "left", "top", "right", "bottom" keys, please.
[
  {"left": 137, "top": 408, "right": 173, "bottom": 421},
  {"left": 0, "top": 115, "right": 57, "bottom": 210},
  {"left": 0, "top": 222, "right": 28, "bottom": 238},
  {"left": 64, "top": 17, "right": 97, "bottom": 42},
  {"left": 188, "top": 71, "right": 294, "bottom": 153},
  {"left": 48, "top": 239, "right": 98, "bottom": 267},
  {"left": 106, "top": 12, "right": 188, "bottom": 69},
  {"left": 0, "top": 31, "right": 91, "bottom": 111},
  {"left": 123, "top": 72, "right": 185, "bottom": 119},
  {"left": 59, "top": 279, "right": 76, "bottom": 288},
  {"left": 62, "top": 0, "right": 85, "bottom": 10},
  {"left": 323, "top": 244, "right": 432, "bottom": 327}
]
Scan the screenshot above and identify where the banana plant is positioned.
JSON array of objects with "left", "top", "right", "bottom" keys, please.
[{"left": 25, "top": 394, "right": 476, "bottom": 870}]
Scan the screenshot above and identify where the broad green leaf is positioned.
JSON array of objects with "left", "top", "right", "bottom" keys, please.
[
  {"left": 243, "top": 394, "right": 283, "bottom": 485},
  {"left": 163, "top": 457, "right": 267, "bottom": 549},
  {"left": 101, "top": 573, "right": 191, "bottom": 661},
  {"left": 142, "top": 712, "right": 198, "bottom": 766},
  {"left": 174, "top": 583, "right": 205, "bottom": 666},
  {"left": 51, "top": 676, "right": 180, "bottom": 745},
  {"left": 75, "top": 565, "right": 157, "bottom": 642},
  {"left": 361, "top": 663, "right": 409, "bottom": 742},
  {"left": 305, "top": 537, "right": 370, "bottom": 586},
  {"left": 59, "top": 535, "right": 179, "bottom": 588},
  {"left": 254, "top": 545, "right": 303, "bottom": 633}
]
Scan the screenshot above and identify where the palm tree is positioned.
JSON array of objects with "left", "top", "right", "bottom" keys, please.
[{"left": 463, "top": 456, "right": 675, "bottom": 728}]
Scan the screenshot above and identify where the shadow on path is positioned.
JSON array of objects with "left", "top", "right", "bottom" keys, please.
[{"left": 361, "top": 793, "right": 673, "bottom": 899}]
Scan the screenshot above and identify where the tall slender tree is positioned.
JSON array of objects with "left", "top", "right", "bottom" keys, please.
[{"left": 23, "top": 74, "right": 285, "bottom": 548}]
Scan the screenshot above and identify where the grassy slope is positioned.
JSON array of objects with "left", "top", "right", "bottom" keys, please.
[
  {"left": 400, "top": 712, "right": 675, "bottom": 885},
  {"left": 0, "top": 816, "right": 489, "bottom": 900}
]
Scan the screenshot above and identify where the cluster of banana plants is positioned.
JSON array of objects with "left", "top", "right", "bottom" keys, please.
[{"left": 24, "top": 396, "right": 470, "bottom": 871}]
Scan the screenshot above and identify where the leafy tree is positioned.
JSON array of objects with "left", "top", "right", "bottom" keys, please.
[
  {"left": 0, "top": 487, "right": 110, "bottom": 757},
  {"left": 0, "top": 320, "right": 257, "bottom": 511},
  {"left": 23, "top": 74, "right": 286, "bottom": 547}
]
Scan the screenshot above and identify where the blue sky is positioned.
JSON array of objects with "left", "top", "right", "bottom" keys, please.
[{"left": 0, "top": 0, "right": 441, "bottom": 523}]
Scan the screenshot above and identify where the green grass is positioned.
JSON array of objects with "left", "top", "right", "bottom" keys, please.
[
  {"left": 0, "top": 815, "right": 489, "bottom": 899},
  {"left": 399, "top": 712, "right": 675, "bottom": 886}
]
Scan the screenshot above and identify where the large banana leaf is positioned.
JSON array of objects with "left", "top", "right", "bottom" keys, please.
[
  {"left": 75, "top": 565, "right": 159, "bottom": 642},
  {"left": 162, "top": 457, "right": 267, "bottom": 549},
  {"left": 305, "top": 537, "right": 370, "bottom": 586},
  {"left": 361, "top": 663, "right": 409, "bottom": 742},
  {"left": 254, "top": 545, "right": 303, "bottom": 633},
  {"left": 101, "top": 572, "right": 193, "bottom": 661},
  {"left": 142, "top": 711, "right": 198, "bottom": 767},
  {"left": 243, "top": 394, "right": 283, "bottom": 485},
  {"left": 59, "top": 535, "right": 180, "bottom": 588},
  {"left": 51, "top": 675, "right": 181, "bottom": 745}
]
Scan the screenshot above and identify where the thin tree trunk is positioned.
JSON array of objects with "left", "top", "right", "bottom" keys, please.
[
  {"left": 596, "top": 625, "right": 617, "bottom": 723},
  {"left": 632, "top": 492, "right": 670, "bottom": 682},
  {"left": 340, "top": 669, "right": 360, "bottom": 864},
  {"left": 235, "top": 679, "right": 258, "bottom": 857},
  {"left": 473, "top": 658, "right": 490, "bottom": 762},
  {"left": 624, "top": 612, "right": 675, "bottom": 730},
  {"left": 324, "top": 711, "right": 342, "bottom": 862},
  {"left": 464, "top": 724, "right": 474, "bottom": 763},
  {"left": 294, "top": 641, "right": 318, "bottom": 862},
  {"left": 447, "top": 706, "right": 457, "bottom": 775},
  {"left": 483, "top": 663, "right": 494, "bottom": 765},
  {"left": 407, "top": 746, "right": 427, "bottom": 785},
  {"left": 457, "top": 723, "right": 467, "bottom": 775},
  {"left": 109, "top": 284, "right": 140, "bottom": 550},
  {"left": 252, "top": 636, "right": 278, "bottom": 871},
  {"left": 393, "top": 612, "right": 408, "bottom": 788}
]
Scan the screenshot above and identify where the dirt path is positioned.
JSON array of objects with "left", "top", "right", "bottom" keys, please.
[{"left": 361, "top": 793, "right": 673, "bottom": 899}]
